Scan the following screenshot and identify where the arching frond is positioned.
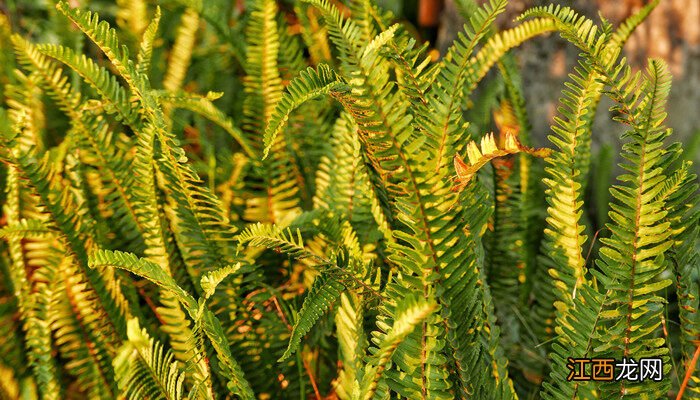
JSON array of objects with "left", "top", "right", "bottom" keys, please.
[
  {"left": 238, "top": 223, "right": 317, "bottom": 261},
  {"left": 89, "top": 249, "right": 255, "bottom": 399},
  {"left": 54, "top": 1, "right": 143, "bottom": 89},
  {"left": 263, "top": 65, "right": 347, "bottom": 158},
  {"left": 158, "top": 91, "right": 256, "bottom": 158},
  {"left": 90, "top": 249, "right": 196, "bottom": 311},
  {"left": 37, "top": 43, "right": 138, "bottom": 126}
]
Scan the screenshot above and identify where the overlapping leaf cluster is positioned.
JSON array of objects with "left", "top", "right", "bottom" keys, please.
[{"left": 0, "top": 0, "right": 697, "bottom": 399}]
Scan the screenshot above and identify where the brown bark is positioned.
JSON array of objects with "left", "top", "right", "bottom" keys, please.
[{"left": 419, "top": 0, "right": 445, "bottom": 27}]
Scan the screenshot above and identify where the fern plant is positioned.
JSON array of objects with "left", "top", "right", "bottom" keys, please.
[{"left": 0, "top": 0, "right": 697, "bottom": 399}]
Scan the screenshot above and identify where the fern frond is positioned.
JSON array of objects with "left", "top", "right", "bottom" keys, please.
[
  {"left": 360, "top": 293, "right": 437, "bottom": 400},
  {"left": 10, "top": 35, "right": 82, "bottom": 120},
  {"left": 497, "top": 56, "right": 532, "bottom": 141},
  {"left": 244, "top": 0, "right": 283, "bottom": 130},
  {"left": 0, "top": 219, "right": 51, "bottom": 239},
  {"left": 263, "top": 64, "right": 347, "bottom": 158},
  {"left": 296, "top": 22, "right": 421, "bottom": 199},
  {"left": 293, "top": 2, "right": 332, "bottom": 65},
  {"left": 199, "top": 310, "right": 255, "bottom": 399},
  {"left": 279, "top": 272, "right": 345, "bottom": 362},
  {"left": 136, "top": 6, "right": 161, "bottom": 77},
  {"left": 11, "top": 35, "right": 148, "bottom": 256},
  {"left": 4, "top": 82, "right": 44, "bottom": 156},
  {"left": 541, "top": 284, "right": 609, "bottom": 400},
  {"left": 422, "top": 0, "right": 508, "bottom": 171},
  {"left": 659, "top": 160, "right": 700, "bottom": 395},
  {"left": 114, "top": 318, "right": 186, "bottom": 400},
  {"left": 22, "top": 281, "right": 63, "bottom": 400},
  {"left": 2, "top": 168, "right": 62, "bottom": 400},
  {"left": 90, "top": 249, "right": 254, "bottom": 398},
  {"left": 276, "top": 13, "right": 307, "bottom": 81},
  {"left": 517, "top": 5, "right": 611, "bottom": 68},
  {"left": 427, "top": 14, "right": 557, "bottom": 174},
  {"left": 453, "top": 131, "right": 551, "bottom": 192},
  {"left": 200, "top": 263, "right": 242, "bottom": 299},
  {"left": 159, "top": 90, "right": 256, "bottom": 159},
  {"left": 55, "top": 1, "right": 143, "bottom": 90},
  {"left": 530, "top": 7, "right": 670, "bottom": 397},
  {"left": 333, "top": 291, "right": 367, "bottom": 400},
  {"left": 271, "top": 8, "right": 538, "bottom": 397},
  {"left": 524, "top": 13, "right": 678, "bottom": 396},
  {"left": 609, "top": 0, "right": 660, "bottom": 50},
  {"left": 381, "top": 34, "right": 433, "bottom": 111},
  {"left": 592, "top": 59, "right": 675, "bottom": 398},
  {"left": 529, "top": 60, "right": 603, "bottom": 356},
  {"left": 50, "top": 257, "right": 118, "bottom": 399},
  {"left": 242, "top": 0, "right": 305, "bottom": 224},
  {"left": 115, "top": 0, "right": 148, "bottom": 37},
  {"left": 301, "top": 0, "right": 363, "bottom": 68},
  {"left": 4, "top": 108, "right": 130, "bottom": 339},
  {"left": 157, "top": 292, "right": 214, "bottom": 400},
  {"left": 2, "top": 2, "right": 690, "bottom": 399},
  {"left": 238, "top": 223, "right": 319, "bottom": 261},
  {"left": 37, "top": 43, "right": 139, "bottom": 127},
  {"left": 90, "top": 249, "right": 197, "bottom": 311},
  {"left": 163, "top": 8, "right": 199, "bottom": 94},
  {"left": 438, "top": 183, "right": 518, "bottom": 398},
  {"left": 313, "top": 113, "right": 391, "bottom": 244},
  {"left": 349, "top": 0, "right": 377, "bottom": 43},
  {"left": 0, "top": 263, "right": 26, "bottom": 382},
  {"left": 149, "top": 114, "right": 238, "bottom": 277}
]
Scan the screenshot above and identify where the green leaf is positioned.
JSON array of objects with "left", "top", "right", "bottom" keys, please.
[
  {"left": 200, "top": 263, "right": 242, "bottom": 299},
  {"left": 360, "top": 293, "right": 437, "bottom": 400},
  {"left": 89, "top": 249, "right": 197, "bottom": 311},
  {"left": 263, "top": 64, "right": 347, "bottom": 158},
  {"left": 114, "top": 318, "right": 186, "bottom": 400}
]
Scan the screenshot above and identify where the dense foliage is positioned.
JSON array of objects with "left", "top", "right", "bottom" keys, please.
[{"left": 0, "top": 0, "right": 698, "bottom": 399}]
